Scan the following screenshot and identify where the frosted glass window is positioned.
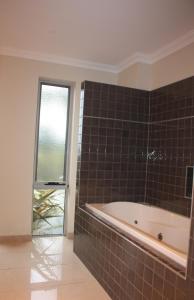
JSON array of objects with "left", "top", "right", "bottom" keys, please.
[{"left": 36, "top": 84, "right": 69, "bottom": 182}]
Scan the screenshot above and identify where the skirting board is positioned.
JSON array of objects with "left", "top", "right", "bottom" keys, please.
[{"left": 0, "top": 235, "right": 32, "bottom": 243}]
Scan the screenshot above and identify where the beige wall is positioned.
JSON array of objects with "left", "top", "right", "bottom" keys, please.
[
  {"left": 117, "top": 63, "right": 139, "bottom": 88},
  {"left": 118, "top": 42, "right": 194, "bottom": 90},
  {"left": 117, "top": 62, "right": 152, "bottom": 91},
  {"left": 0, "top": 55, "right": 116, "bottom": 236},
  {"left": 151, "top": 42, "right": 194, "bottom": 89}
]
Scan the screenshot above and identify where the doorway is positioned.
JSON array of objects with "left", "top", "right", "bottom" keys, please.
[{"left": 32, "top": 80, "right": 71, "bottom": 236}]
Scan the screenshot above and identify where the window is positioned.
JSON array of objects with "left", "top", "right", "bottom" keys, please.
[{"left": 32, "top": 81, "right": 71, "bottom": 235}]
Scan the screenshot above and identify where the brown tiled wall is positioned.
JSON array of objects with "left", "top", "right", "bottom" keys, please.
[
  {"left": 149, "top": 78, "right": 193, "bottom": 123},
  {"left": 77, "top": 81, "right": 149, "bottom": 206},
  {"left": 74, "top": 78, "right": 194, "bottom": 300},
  {"left": 83, "top": 81, "right": 149, "bottom": 122},
  {"left": 146, "top": 78, "right": 194, "bottom": 216},
  {"left": 146, "top": 120, "right": 193, "bottom": 216}
]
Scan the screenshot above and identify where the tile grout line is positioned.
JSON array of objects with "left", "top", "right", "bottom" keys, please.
[
  {"left": 84, "top": 114, "right": 194, "bottom": 125},
  {"left": 84, "top": 115, "right": 148, "bottom": 124},
  {"left": 144, "top": 94, "right": 150, "bottom": 204},
  {"left": 150, "top": 114, "right": 194, "bottom": 124}
]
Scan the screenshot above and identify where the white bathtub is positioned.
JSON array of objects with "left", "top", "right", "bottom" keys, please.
[{"left": 86, "top": 202, "right": 191, "bottom": 269}]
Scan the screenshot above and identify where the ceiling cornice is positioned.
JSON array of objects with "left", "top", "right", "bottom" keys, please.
[
  {"left": 0, "top": 47, "right": 118, "bottom": 73},
  {"left": 148, "top": 29, "right": 194, "bottom": 64},
  {"left": 0, "top": 29, "right": 194, "bottom": 74},
  {"left": 117, "top": 29, "right": 194, "bottom": 72},
  {"left": 116, "top": 52, "right": 152, "bottom": 73}
]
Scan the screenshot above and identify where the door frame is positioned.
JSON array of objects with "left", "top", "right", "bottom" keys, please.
[{"left": 31, "top": 78, "right": 75, "bottom": 236}]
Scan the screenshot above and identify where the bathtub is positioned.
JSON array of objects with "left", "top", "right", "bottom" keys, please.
[{"left": 85, "top": 202, "right": 190, "bottom": 269}]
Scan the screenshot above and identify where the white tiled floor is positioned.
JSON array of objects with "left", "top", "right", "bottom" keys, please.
[{"left": 0, "top": 237, "right": 111, "bottom": 300}]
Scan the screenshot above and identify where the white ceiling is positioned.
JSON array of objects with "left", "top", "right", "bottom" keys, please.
[{"left": 0, "top": 0, "right": 194, "bottom": 72}]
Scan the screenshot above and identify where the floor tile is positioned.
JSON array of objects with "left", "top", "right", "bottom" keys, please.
[{"left": 0, "top": 237, "right": 110, "bottom": 299}]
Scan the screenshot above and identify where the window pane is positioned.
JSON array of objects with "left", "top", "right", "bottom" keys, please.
[{"left": 36, "top": 84, "right": 69, "bottom": 182}]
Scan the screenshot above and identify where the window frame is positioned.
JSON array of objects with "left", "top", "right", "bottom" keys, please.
[{"left": 33, "top": 79, "right": 72, "bottom": 190}]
